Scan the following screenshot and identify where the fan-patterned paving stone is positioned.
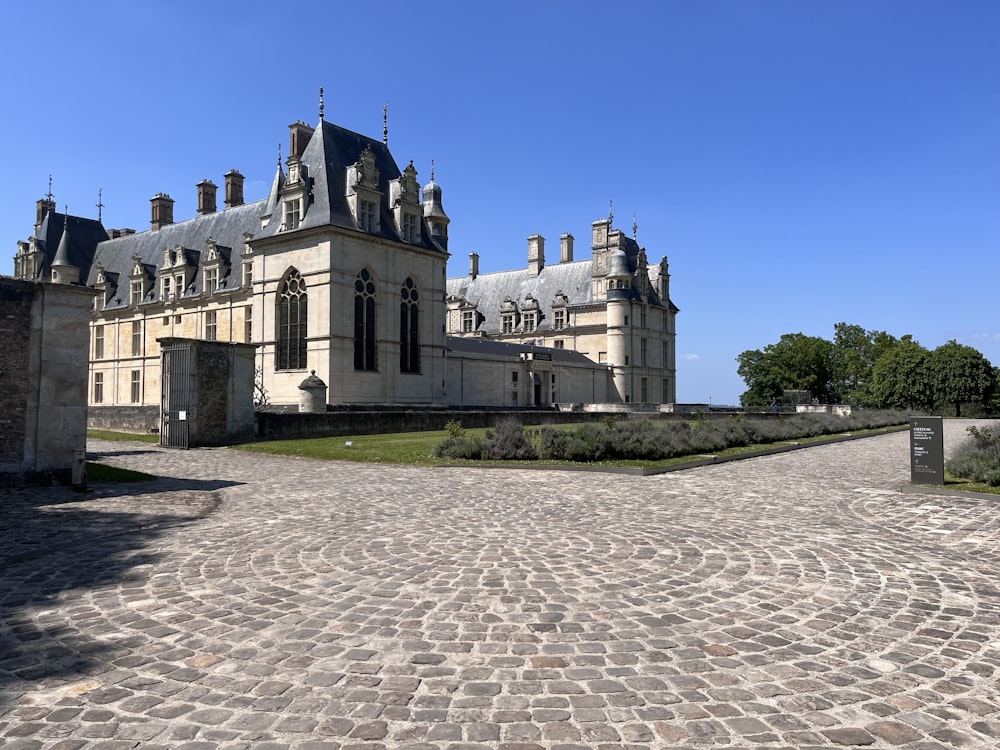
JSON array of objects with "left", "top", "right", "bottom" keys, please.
[{"left": 1, "top": 419, "right": 998, "bottom": 748}]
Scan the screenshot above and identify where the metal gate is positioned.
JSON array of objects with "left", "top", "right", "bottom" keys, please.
[{"left": 161, "top": 344, "right": 192, "bottom": 448}]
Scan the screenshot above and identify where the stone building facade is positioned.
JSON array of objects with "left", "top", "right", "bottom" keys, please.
[
  {"left": 446, "top": 220, "right": 678, "bottom": 405},
  {"left": 12, "top": 102, "right": 679, "bottom": 421}
]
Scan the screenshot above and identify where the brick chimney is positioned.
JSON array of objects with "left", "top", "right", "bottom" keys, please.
[
  {"left": 35, "top": 197, "right": 56, "bottom": 233},
  {"left": 528, "top": 234, "right": 545, "bottom": 276},
  {"left": 560, "top": 233, "right": 574, "bottom": 263},
  {"left": 150, "top": 193, "right": 175, "bottom": 230},
  {"left": 224, "top": 169, "right": 245, "bottom": 208},
  {"left": 289, "top": 121, "right": 315, "bottom": 158},
  {"left": 469, "top": 252, "right": 479, "bottom": 279},
  {"left": 196, "top": 179, "right": 217, "bottom": 215}
]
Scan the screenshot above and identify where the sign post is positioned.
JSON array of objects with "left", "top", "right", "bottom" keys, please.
[{"left": 910, "top": 416, "right": 944, "bottom": 485}]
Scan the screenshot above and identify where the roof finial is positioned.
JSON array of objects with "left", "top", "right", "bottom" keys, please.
[
  {"left": 608, "top": 199, "right": 614, "bottom": 226},
  {"left": 46, "top": 175, "right": 54, "bottom": 202},
  {"left": 318, "top": 87, "right": 325, "bottom": 121},
  {"left": 383, "top": 103, "right": 388, "bottom": 146},
  {"left": 96, "top": 188, "right": 104, "bottom": 223},
  {"left": 430, "top": 158, "right": 435, "bottom": 182},
  {"left": 277, "top": 142, "right": 282, "bottom": 167},
  {"left": 632, "top": 211, "right": 637, "bottom": 242}
]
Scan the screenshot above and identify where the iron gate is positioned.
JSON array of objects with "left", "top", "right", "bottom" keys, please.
[{"left": 161, "top": 344, "right": 192, "bottom": 448}]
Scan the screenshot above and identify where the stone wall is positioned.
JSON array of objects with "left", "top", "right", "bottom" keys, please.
[
  {"left": 88, "top": 405, "right": 160, "bottom": 433},
  {"left": 1, "top": 278, "right": 95, "bottom": 485}
]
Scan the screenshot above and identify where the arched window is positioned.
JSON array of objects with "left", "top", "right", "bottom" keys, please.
[
  {"left": 400, "top": 277, "right": 420, "bottom": 373},
  {"left": 277, "top": 269, "right": 307, "bottom": 370},
  {"left": 354, "top": 268, "right": 377, "bottom": 371}
]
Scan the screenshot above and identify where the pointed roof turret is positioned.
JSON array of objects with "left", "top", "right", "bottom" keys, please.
[{"left": 51, "top": 211, "right": 81, "bottom": 284}]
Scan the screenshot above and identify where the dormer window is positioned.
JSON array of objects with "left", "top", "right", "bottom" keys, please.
[
  {"left": 359, "top": 199, "right": 376, "bottom": 232},
  {"left": 284, "top": 199, "right": 301, "bottom": 230},
  {"left": 205, "top": 267, "right": 218, "bottom": 295},
  {"left": 554, "top": 309, "right": 566, "bottom": 330},
  {"left": 162, "top": 276, "right": 173, "bottom": 301},
  {"left": 131, "top": 280, "right": 144, "bottom": 307},
  {"left": 523, "top": 312, "right": 537, "bottom": 332},
  {"left": 502, "top": 313, "right": 515, "bottom": 334},
  {"left": 402, "top": 212, "right": 418, "bottom": 243}
]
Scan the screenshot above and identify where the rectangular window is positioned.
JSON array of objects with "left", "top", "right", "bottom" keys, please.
[
  {"left": 131, "top": 280, "right": 143, "bottom": 307},
  {"left": 462, "top": 311, "right": 474, "bottom": 332},
  {"left": 130, "top": 370, "right": 141, "bottom": 404},
  {"left": 174, "top": 315, "right": 182, "bottom": 324},
  {"left": 640, "top": 377, "right": 648, "bottom": 403},
  {"left": 511, "top": 371, "right": 518, "bottom": 383},
  {"left": 93, "top": 372, "right": 104, "bottom": 404},
  {"left": 663, "top": 378, "right": 670, "bottom": 404},
  {"left": 245, "top": 306, "right": 253, "bottom": 343},
  {"left": 284, "top": 199, "right": 301, "bottom": 230},
  {"left": 502, "top": 314, "right": 514, "bottom": 334},
  {"left": 162, "top": 316, "right": 169, "bottom": 326},
  {"left": 662, "top": 311, "right": 668, "bottom": 330},
  {"left": 624, "top": 315, "right": 629, "bottom": 326},
  {"left": 598, "top": 351, "right": 607, "bottom": 363},
  {"left": 175, "top": 274, "right": 184, "bottom": 297},
  {"left": 523, "top": 312, "right": 536, "bottom": 332},
  {"left": 243, "top": 261, "right": 253, "bottom": 287},
  {"left": 511, "top": 391, "right": 518, "bottom": 407},
  {"left": 162, "top": 276, "right": 172, "bottom": 301},
  {"left": 94, "top": 325, "right": 105, "bottom": 359},
  {"left": 403, "top": 212, "right": 418, "bottom": 243},
  {"left": 553, "top": 310, "right": 565, "bottom": 330},
  {"left": 205, "top": 310, "right": 217, "bottom": 341},
  {"left": 205, "top": 267, "right": 218, "bottom": 296},
  {"left": 554, "top": 339, "right": 565, "bottom": 349},
  {"left": 662, "top": 341, "right": 669, "bottom": 368},
  {"left": 359, "top": 199, "right": 376, "bottom": 232},
  {"left": 640, "top": 308, "right": 647, "bottom": 328},
  {"left": 640, "top": 338, "right": 647, "bottom": 366},
  {"left": 131, "top": 321, "right": 142, "bottom": 357}
]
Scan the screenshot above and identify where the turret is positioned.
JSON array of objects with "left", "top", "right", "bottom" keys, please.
[
  {"left": 50, "top": 215, "right": 80, "bottom": 285},
  {"left": 422, "top": 162, "right": 449, "bottom": 250}
]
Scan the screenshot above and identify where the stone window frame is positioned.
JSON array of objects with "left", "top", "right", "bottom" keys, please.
[
  {"left": 94, "top": 325, "right": 105, "bottom": 359},
  {"left": 130, "top": 370, "right": 141, "bottom": 404},
  {"left": 276, "top": 268, "right": 308, "bottom": 371},
  {"left": 131, "top": 321, "right": 142, "bottom": 357},
  {"left": 399, "top": 277, "right": 420, "bottom": 374},
  {"left": 354, "top": 268, "right": 378, "bottom": 372},
  {"left": 205, "top": 310, "right": 218, "bottom": 342},
  {"left": 93, "top": 372, "right": 104, "bottom": 404}
]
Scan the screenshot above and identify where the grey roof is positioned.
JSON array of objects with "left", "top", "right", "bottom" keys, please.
[
  {"left": 87, "top": 200, "right": 264, "bottom": 309},
  {"left": 258, "top": 120, "right": 446, "bottom": 254},
  {"left": 28, "top": 212, "right": 108, "bottom": 282},
  {"left": 446, "top": 335, "right": 599, "bottom": 366}
]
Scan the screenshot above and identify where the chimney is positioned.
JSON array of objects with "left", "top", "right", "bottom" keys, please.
[
  {"left": 289, "top": 121, "right": 316, "bottom": 158},
  {"left": 469, "top": 252, "right": 479, "bottom": 279},
  {"left": 35, "top": 197, "right": 56, "bottom": 233},
  {"left": 224, "top": 169, "right": 245, "bottom": 208},
  {"left": 527, "top": 234, "right": 545, "bottom": 276},
  {"left": 150, "top": 193, "right": 175, "bottom": 230},
  {"left": 560, "top": 233, "right": 574, "bottom": 263},
  {"left": 196, "top": 179, "right": 217, "bottom": 215}
]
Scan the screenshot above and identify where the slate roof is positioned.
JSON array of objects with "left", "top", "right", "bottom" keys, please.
[
  {"left": 258, "top": 119, "right": 446, "bottom": 254},
  {"left": 26, "top": 212, "right": 108, "bottom": 282},
  {"left": 86, "top": 200, "right": 264, "bottom": 309},
  {"left": 446, "top": 236, "right": 673, "bottom": 335}
]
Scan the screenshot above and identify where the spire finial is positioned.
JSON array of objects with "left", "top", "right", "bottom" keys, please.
[
  {"left": 431, "top": 158, "right": 435, "bottom": 182},
  {"left": 383, "top": 103, "right": 388, "bottom": 146},
  {"left": 318, "top": 87, "right": 325, "bottom": 121},
  {"left": 46, "top": 175, "right": 53, "bottom": 202},
  {"left": 277, "top": 142, "right": 282, "bottom": 167},
  {"left": 632, "top": 211, "right": 637, "bottom": 241},
  {"left": 608, "top": 199, "right": 614, "bottom": 226},
  {"left": 97, "top": 188, "right": 104, "bottom": 223}
]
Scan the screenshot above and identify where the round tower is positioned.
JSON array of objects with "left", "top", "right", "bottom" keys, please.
[
  {"left": 605, "top": 249, "right": 632, "bottom": 402},
  {"left": 50, "top": 215, "right": 80, "bottom": 285}
]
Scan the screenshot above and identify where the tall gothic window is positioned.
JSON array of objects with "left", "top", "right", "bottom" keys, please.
[
  {"left": 277, "top": 269, "right": 307, "bottom": 370},
  {"left": 399, "top": 277, "right": 420, "bottom": 373},
  {"left": 354, "top": 268, "right": 377, "bottom": 371}
]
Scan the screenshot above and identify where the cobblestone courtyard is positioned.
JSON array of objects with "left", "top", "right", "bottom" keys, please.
[{"left": 1, "top": 421, "right": 999, "bottom": 749}]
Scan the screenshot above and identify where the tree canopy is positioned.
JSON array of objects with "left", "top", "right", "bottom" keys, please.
[{"left": 737, "top": 324, "right": 996, "bottom": 414}]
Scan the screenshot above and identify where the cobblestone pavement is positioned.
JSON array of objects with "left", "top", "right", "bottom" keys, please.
[{"left": 2, "top": 420, "right": 999, "bottom": 749}]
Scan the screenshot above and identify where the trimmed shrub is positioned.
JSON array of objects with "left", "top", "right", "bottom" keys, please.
[
  {"left": 433, "top": 434, "right": 486, "bottom": 460},
  {"left": 485, "top": 418, "right": 537, "bottom": 460},
  {"left": 946, "top": 423, "right": 1000, "bottom": 486}
]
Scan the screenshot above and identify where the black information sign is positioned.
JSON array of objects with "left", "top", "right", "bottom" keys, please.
[{"left": 910, "top": 416, "right": 944, "bottom": 485}]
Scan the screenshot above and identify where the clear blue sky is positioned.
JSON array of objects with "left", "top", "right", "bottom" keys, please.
[{"left": 2, "top": 1, "right": 997, "bottom": 404}]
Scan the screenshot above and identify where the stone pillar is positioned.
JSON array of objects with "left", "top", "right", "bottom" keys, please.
[{"left": 298, "top": 371, "right": 328, "bottom": 413}]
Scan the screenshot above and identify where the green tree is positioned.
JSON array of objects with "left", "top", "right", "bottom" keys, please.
[
  {"left": 831, "top": 322, "right": 898, "bottom": 405},
  {"left": 928, "top": 340, "right": 995, "bottom": 417},
  {"left": 737, "top": 333, "right": 835, "bottom": 407},
  {"left": 868, "top": 336, "right": 931, "bottom": 410}
]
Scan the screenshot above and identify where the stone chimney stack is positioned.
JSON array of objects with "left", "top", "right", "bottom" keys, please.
[
  {"left": 35, "top": 197, "right": 56, "bottom": 233},
  {"left": 196, "top": 179, "right": 218, "bottom": 215},
  {"left": 528, "top": 234, "right": 545, "bottom": 276},
  {"left": 289, "top": 121, "right": 315, "bottom": 158},
  {"left": 560, "top": 233, "right": 574, "bottom": 263},
  {"left": 224, "top": 169, "right": 245, "bottom": 208},
  {"left": 150, "top": 193, "right": 175, "bottom": 230},
  {"left": 469, "top": 252, "right": 479, "bottom": 279}
]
